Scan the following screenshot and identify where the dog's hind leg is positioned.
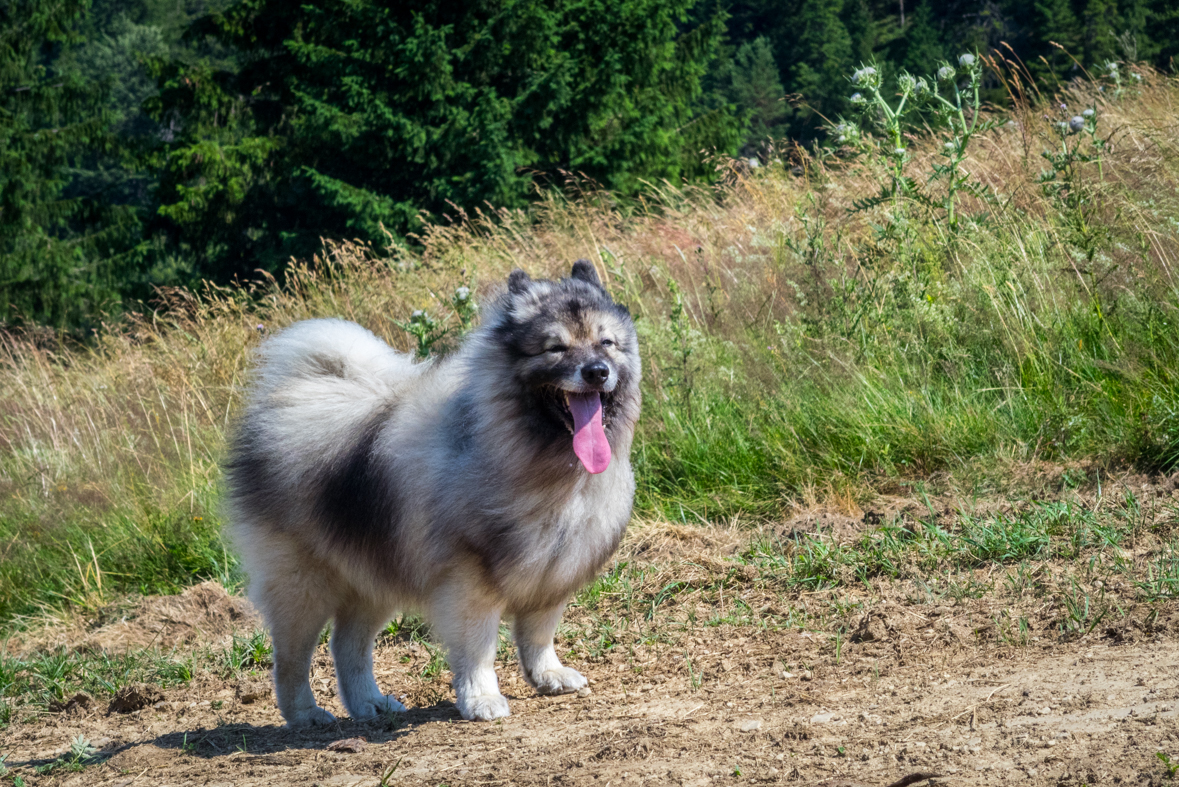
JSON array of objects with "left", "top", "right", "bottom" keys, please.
[
  {"left": 515, "top": 603, "right": 587, "bottom": 696},
  {"left": 331, "top": 597, "right": 406, "bottom": 719},
  {"left": 258, "top": 574, "right": 337, "bottom": 727},
  {"left": 428, "top": 579, "right": 509, "bottom": 721}
]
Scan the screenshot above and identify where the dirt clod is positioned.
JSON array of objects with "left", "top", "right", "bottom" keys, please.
[
  {"left": 48, "top": 691, "right": 94, "bottom": 714},
  {"left": 107, "top": 683, "right": 164, "bottom": 713}
]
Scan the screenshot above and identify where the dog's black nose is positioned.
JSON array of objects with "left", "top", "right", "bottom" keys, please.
[{"left": 581, "top": 361, "right": 610, "bottom": 385}]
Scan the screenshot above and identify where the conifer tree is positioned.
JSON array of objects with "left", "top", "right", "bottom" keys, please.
[
  {"left": 785, "top": 0, "right": 855, "bottom": 132},
  {"left": 0, "top": 0, "right": 137, "bottom": 327},
  {"left": 902, "top": 0, "right": 944, "bottom": 75}
]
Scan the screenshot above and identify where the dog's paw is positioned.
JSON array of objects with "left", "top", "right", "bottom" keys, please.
[
  {"left": 457, "top": 692, "right": 511, "bottom": 721},
  {"left": 529, "top": 666, "right": 587, "bottom": 696},
  {"left": 347, "top": 694, "right": 407, "bottom": 720},
  {"left": 285, "top": 705, "right": 337, "bottom": 728}
]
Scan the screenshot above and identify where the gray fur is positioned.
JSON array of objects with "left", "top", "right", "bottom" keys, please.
[{"left": 225, "top": 264, "right": 641, "bottom": 725}]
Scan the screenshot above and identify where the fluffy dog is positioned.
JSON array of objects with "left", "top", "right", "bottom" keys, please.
[{"left": 226, "top": 261, "right": 641, "bottom": 725}]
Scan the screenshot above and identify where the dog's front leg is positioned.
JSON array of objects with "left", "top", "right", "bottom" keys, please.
[
  {"left": 428, "top": 582, "right": 509, "bottom": 721},
  {"left": 515, "top": 603, "right": 587, "bottom": 695}
]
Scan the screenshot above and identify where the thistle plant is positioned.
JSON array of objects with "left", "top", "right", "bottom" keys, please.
[
  {"left": 832, "top": 53, "right": 1002, "bottom": 231},
  {"left": 1038, "top": 103, "right": 1107, "bottom": 255},
  {"left": 397, "top": 309, "right": 447, "bottom": 358},
  {"left": 398, "top": 285, "right": 480, "bottom": 358}
]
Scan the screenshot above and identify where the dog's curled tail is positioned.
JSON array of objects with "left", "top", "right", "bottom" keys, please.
[
  {"left": 235, "top": 319, "right": 421, "bottom": 463},
  {"left": 250, "top": 318, "right": 419, "bottom": 400}
]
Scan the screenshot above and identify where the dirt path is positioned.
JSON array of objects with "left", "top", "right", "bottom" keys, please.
[
  {"left": 3, "top": 615, "right": 1177, "bottom": 785},
  {"left": 4, "top": 505, "right": 1179, "bottom": 786}
]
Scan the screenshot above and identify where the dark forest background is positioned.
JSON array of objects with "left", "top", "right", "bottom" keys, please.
[{"left": 4, "top": 0, "right": 1177, "bottom": 330}]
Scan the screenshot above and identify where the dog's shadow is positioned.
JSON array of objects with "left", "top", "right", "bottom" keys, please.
[
  {"left": 148, "top": 703, "right": 464, "bottom": 759},
  {"left": 8, "top": 703, "right": 464, "bottom": 770}
]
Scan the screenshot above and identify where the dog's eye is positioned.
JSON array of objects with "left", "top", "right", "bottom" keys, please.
[
  {"left": 546, "top": 345, "right": 567, "bottom": 354},
  {"left": 601, "top": 339, "right": 615, "bottom": 348}
]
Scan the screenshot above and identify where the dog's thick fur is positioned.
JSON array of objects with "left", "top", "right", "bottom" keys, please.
[{"left": 226, "top": 262, "right": 641, "bottom": 725}]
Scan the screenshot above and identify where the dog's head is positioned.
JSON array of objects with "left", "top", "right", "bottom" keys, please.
[{"left": 482, "top": 260, "right": 641, "bottom": 473}]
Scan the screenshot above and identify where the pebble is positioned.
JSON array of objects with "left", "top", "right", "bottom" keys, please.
[
  {"left": 738, "top": 719, "right": 762, "bottom": 732},
  {"left": 577, "top": 686, "right": 592, "bottom": 698},
  {"left": 811, "top": 712, "right": 835, "bottom": 724}
]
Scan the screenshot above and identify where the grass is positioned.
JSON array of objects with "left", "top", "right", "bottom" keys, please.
[{"left": 0, "top": 61, "right": 1178, "bottom": 625}]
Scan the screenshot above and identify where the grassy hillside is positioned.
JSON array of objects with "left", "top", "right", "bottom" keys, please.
[{"left": 1, "top": 67, "right": 1178, "bottom": 623}]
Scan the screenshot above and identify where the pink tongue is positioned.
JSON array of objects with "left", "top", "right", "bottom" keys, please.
[{"left": 567, "top": 392, "right": 611, "bottom": 474}]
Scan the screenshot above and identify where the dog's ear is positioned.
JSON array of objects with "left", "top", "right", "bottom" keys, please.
[
  {"left": 507, "top": 269, "right": 532, "bottom": 295},
  {"left": 570, "top": 259, "right": 602, "bottom": 288}
]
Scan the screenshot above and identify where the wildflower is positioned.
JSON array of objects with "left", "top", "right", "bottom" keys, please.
[
  {"left": 1133, "top": 73, "right": 1143, "bottom": 82},
  {"left": 1069, "top": 116, "right": 1084, "bottom": 133},
  {"left": 898, "top": 73, "right": 916, "bottom": 92},
  {"left": 454, "top": 286, "right": 471, "bottom": 302},
  {"left": 1082, "top": 109, "right": 1095, "bottom": 119},
  {"left": 850, "top": 92, "right": 865, "bottom": 104},
  {"left": 894, "top": 147, "right": 906, "bottom": 157},
  {"left": 958, "top": 53, "right": 975, "bottom": 67},
  {"left": 1105, "top": 61, "right": 1119, "bottom": 73},
  {"left": 914, "top": 77, "right": 930, "bottom": 95},
  {"left": 1060, "top": 103, "right": 1067, "bottom": 111},
  {"left": 255, "top": 323, "right": 265, "bottom": 332},
  {"left": 851, "top": 66, "right": 877, "bottom": 86},
  {"left": 943, "top": 141, "right": 956, "bottom": 151},
  {"left": 937, "top": 65, "right": 955, "bottom": 81},
  {"left": 748, "top": 158, "right": 760, "bottom": 168}
]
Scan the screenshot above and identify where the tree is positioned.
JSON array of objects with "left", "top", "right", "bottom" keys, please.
[
  {"left": 901, "top": 0, "right": 944, "bottom": 75},
  {"left": 0, "top": 0, "right": 139, "bottom": 327},
  {"left": 782, "top": 0, "right": 855, "bottom": 134},
  {"left": 719, "top": 36, "right": 789, "bottom": 146},
  {"left": 1030, "top": 0, "right": 1081, "bottom": 82},
  {"left": 145, "top": 0, "right": 741, "bottom": 282}
]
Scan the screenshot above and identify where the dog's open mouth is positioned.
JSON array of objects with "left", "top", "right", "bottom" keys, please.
[{"left": 544, "top": 387, "right": 613, "bottom": 474}]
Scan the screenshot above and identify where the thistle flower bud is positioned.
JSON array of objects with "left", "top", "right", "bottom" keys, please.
[
  {"left": 958, "top": 53, "right": 975, "bottom": 67},
  {"left": 1082, "top": 109, "right": 1094, "bottom": 119},
  {"left": 850, "top": 92, "right": 865, "bottom": 104},
  {"left": 898, "top": 73, "right": 916, "bottom": 92},
  {"left": 851, "top": 66, "right": 878, "bottom": 86},
  {"left": 1069, "top": 116, "right": 1085, "bottom": 133},
  {"left": 937, "top": 65, "right": 955, "bottom": 81}
]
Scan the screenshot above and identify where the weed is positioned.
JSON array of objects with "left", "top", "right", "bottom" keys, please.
[
  {"left": 1158, "top": 751, "right": 1179, "bottom": 779},
  {"left": 223, "top": 631, "right": 272, "bottom": 674}
]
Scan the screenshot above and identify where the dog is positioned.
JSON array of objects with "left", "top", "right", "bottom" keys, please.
[{"left": 225, "top": 261, "right": 641, "bottom": 725}]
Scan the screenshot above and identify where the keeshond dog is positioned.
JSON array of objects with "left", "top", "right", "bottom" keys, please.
[{"left": 226, "top": 261, "right": 641, "bottom": 725}]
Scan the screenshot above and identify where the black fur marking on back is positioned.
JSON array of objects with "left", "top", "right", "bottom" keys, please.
[
  {"left": 316, "top": 408, "right": 403, "bottom": 554},
  {"left": 225, "top": 423, "right": 287, "bottom": 524}
]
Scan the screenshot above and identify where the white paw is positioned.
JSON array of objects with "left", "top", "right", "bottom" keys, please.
[
  {"left": 528, "top": 666, "right": 587, "bottom": 696},
  {"left": 285, "top": 705, "right": 337, "bottom": 728},
  {"left": 347, "top": 694, "right": 407, "bottom": 719},
  {"left": 457, "top": 692, "right": 511, "bottom": 721}
]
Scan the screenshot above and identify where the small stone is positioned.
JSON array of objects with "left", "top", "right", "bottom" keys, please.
[
  {"left": 738, "top": 719, "right": 762, "bottom": 732},
  {"left": 779, "top": 671, "right": 794, "bottom": 679},
  {"left": 326, "top": 738, "right": 367, "bottom": 754},
  {"left": 576, "top": 686, "right": 592, "bottom": 698},
  {"left": 811, "top": 712, "right": 834, "bottom": 724}
]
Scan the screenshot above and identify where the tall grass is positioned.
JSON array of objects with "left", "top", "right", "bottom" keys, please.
[{"left": 2, "top": 65, "right": 1179, "bottom": 622}]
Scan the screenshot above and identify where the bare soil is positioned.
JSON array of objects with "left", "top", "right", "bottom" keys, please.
[{"left": 3, "top": 512, "right": 1179, "bottom": 787}]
